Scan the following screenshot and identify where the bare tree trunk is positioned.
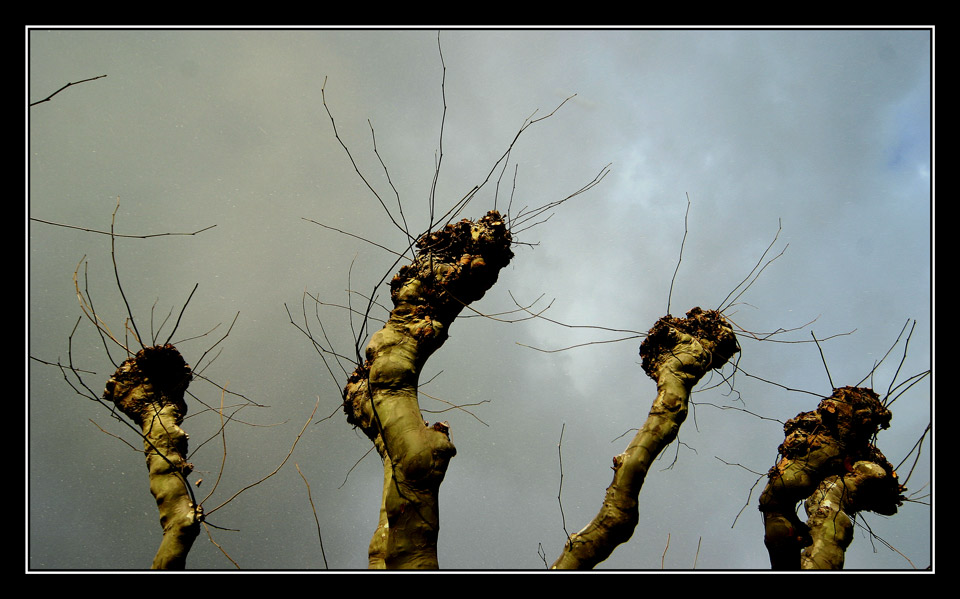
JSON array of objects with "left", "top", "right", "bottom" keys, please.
[
  {"left": 759, "top": 387, "right": 905, "bottom": 570},
  {"left": 343, "top": 211, "right": 513, "bottom": 569},
  {"left": 551, "top": 308, "right": 739, "bottom": 569},
  {"left": 103, "top": 344, "right": 200, "bottom": 570}
]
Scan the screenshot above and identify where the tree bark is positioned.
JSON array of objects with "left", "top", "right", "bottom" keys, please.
[
  {"left": 551, "top": 307, "right": 739, "bottom": 569},
  {"left": 342, "top": 211, "right": 513, "bottom": 569},
  {"left": 103, "top": 344, "right": 200, "bottom": 570},
  {"left": 759, "top": 386, "right": 905, "bottom": 570}
]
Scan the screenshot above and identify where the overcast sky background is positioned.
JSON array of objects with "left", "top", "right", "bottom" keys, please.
[{"left": 27, "top": 28, "right": 932, "bottom": 571}]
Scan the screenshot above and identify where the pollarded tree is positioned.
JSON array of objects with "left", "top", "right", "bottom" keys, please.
[
  {"left": 549, "top": 307, "right": 740, "bottom": 569},
  {"left": 31, "top": 196, "right": 217, "bottom": 569},
  {"left": 32, "top": 200, "right": 317, "bottom": 570},
  {"left": 342, "top": 211, "right": 516, "bottom": 568},
  {"left": 760, "top": 386, "right": 904, "bottom": 570},
  {"left": 758, "top": 321, "right": 927, "bottom": 570}
]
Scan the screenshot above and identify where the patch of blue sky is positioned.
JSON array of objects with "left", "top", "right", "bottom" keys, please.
[{"left": 884, "top": 86, "right": 931, "bottom": 174}]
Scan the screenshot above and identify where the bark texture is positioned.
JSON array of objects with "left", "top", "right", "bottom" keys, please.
[
  {"left": 343, "top": 211, "right": 513, "bottom": 569},
  {"left": 551, "top": 307, "right": 739, "bottom": 569},
  {"left": 758, "top": 386, "right": 905, "bottom": 570},
  {"left": 103, "top": 344, "right": 200, "bottom": 570}
]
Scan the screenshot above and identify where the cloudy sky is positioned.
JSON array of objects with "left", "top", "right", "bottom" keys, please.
[{"left": 27, "top": 27, "right": 932, "bottom": 571}]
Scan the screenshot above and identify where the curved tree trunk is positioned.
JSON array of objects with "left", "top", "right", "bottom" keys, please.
[
  {"left": 103, "top": 344, "right": 200, "bottom": 570},
  {"left": 343, "top": 211, "right": 513, "bottom": 569},
  {"left": 551, "top": 308, "right": 739, "bottom": 569}
]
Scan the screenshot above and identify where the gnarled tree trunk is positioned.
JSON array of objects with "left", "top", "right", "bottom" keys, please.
[
  {"left": 342, "top": 211, "right": 513, "bottom": 569},
  {"left": 103, "top": 344, "right": 200, "bottom": 570},
  {"left": 551, "top": 307, "right": 740, "bottom": 569},
  {"left": 759, "top": 386, "right": 905, "bottom": 570}
]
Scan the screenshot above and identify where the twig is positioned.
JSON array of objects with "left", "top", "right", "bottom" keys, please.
[
  {"left": 109, "top": 198, "right": 144, "bottom": 349},
  {"left": 667, "top": 193, "right": 691, "bottom": 315},
  {"left": 517, "top": 335, "right": 643, "bottom": 354},
  {"left": 30, "top": 74, "right": 107, "bottom": 106},
  {"left": 661, "top": 533, "right": 670, "bottom": 569},
  {"left": 295, "top": 464, "right": 329, "bottom": 569},
  {"left": 321, "top": 77, "right": 413, "bottom": 242},
  {"left": 30, "top": 217, "right": 216, "bottom": 238},
  {"left": 418, "top": 392, "right": 490, "bottom": 426},
  {"left": 202, "top": 523, "right": 240, "bottom": 569},
  {"left": 717, "top": 219, "right": 786, "bottom": 312},
  {"left": 508, "top": 291, "right": 644, "bottom": 336},
  {"left": 301, "top": 218, "right": 408, "bottom": 260},
  {"left": 338, "top": 445, "right": 376, "bottom": 490},
  {"left": 810, "top": 331, "right": 835, "bottom": 389},
  {"left": 204, "top": 397, "right": 321, "bottom": 518},
  {"left": 163, "top": 283, "right": 199, "bottom": 346},
  {"left": 428, "top": 30, "right": 447, "bottom": 230},
  {"left": 557, "top": 423, "right": 569, "bottom": 542},
  {"left": 895, "top": 423, "right": 931, "bottom": 488}
]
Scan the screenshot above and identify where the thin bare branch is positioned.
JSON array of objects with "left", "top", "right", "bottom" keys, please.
[
  {"left": 428, "top": 30, "right": 447, "bottom": 230},
  {"left": 30, "top": 217, "right": 216, "bottom": 238},
  {"left": 436, "top": 95, "right": 587, "bottom": 228},
  {"left": 895, "top": 423, "right": 931, "bottom": 488},
  {"left": 88, "top": 418, "right": 141, "bottom": 452},
  {"left": 726, "top": 313, "right": 857, "bottom": 345},
  {"left": 368, "top": 118, "right": 410, "bottom": 240},
  {"left": 508, "top": 164, "right": 611, "bottom": 236},
  {"left": 418, "top": 392, "right": 490, "bottom": 426},
  {"left": 517, "top": 335, "right": 644, "bottom": 354},
  {"left": 74, "top": 257, "right": 128, "bottom": 361},
  {"left": 109, "top": 198, "right": 144, "bottom": 349},
  {"left": 810, "top": 330, "right": 835, "bottom": 390},
  {"left": 661, "top": 533, "right": 671, "bottom": 569},
  {"left": 885, "top": 320, "right": 917, "bottom": 405},
  {"left": 853, "top": 516, "right": 919, "bottom": 569},
  {"left": 204, "top": 397, "right": 320, "bottom": 518},
  {"left": 163, "top": 283, "right": 199, "bottom": 346},
  {"left": 338, "top": 445, "right": 376, "bottom": 490},
  {"left": 150, "top": 299, "right": 173, "bottom": 346},
  {"left": 557, "top": 423, "right": 570, "bottom": 542},
  {"left": 189, "top": 372, "right": 266, "bottom": 409},
  {"left": 508, "top": 291, "right": 645, "bottom": 336},
  {"left": 199, "top": 386, "right": 232, "bottom": 507},
  {"left": 202, "top": 523, "right": 240, "bottom": 569},
  {"left": 285, "top": 301, "right": 351, "bottom": 385},
  {"left": 667, "top": 193, "right": 691, "bottom": 315},
  {"left": 696, "top": 401, "right": 785, "bottom": 426},
  {"left": 295, "top": 464, "right": 329, "bottom": 569},
  {"left": 321, "top": 76, "right": 413, "bottom": 241},
  {"left": 717, "top": 219, "right": 785, "bottom": 313},
  {"left": 884, "top": 369, "right": 930, "bottom": 409},
  {"left": 191, "top": 312, "right": 240, "bottom": 378},
  {"left": 729, "top": 363, "right": 825, "bottom": 398},
  {"left": 30, "top": 74, "right": 107, "bottom": 106},
  {"left": 301, "top": 217, "right": 408, "bottom": 260}
]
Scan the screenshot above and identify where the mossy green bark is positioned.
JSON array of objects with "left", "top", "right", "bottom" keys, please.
[
  {"left": 103, "top": 344, "right": 200, "bottom": 570},
  {"left": 759, "top": 387, "right": 904, "bottom": 570},
  {"left": 343, "top": 211, "right": 513, "bottom": 569},
  {"left": 551, "top": 308, "right": 739, "bottom": 569}
]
